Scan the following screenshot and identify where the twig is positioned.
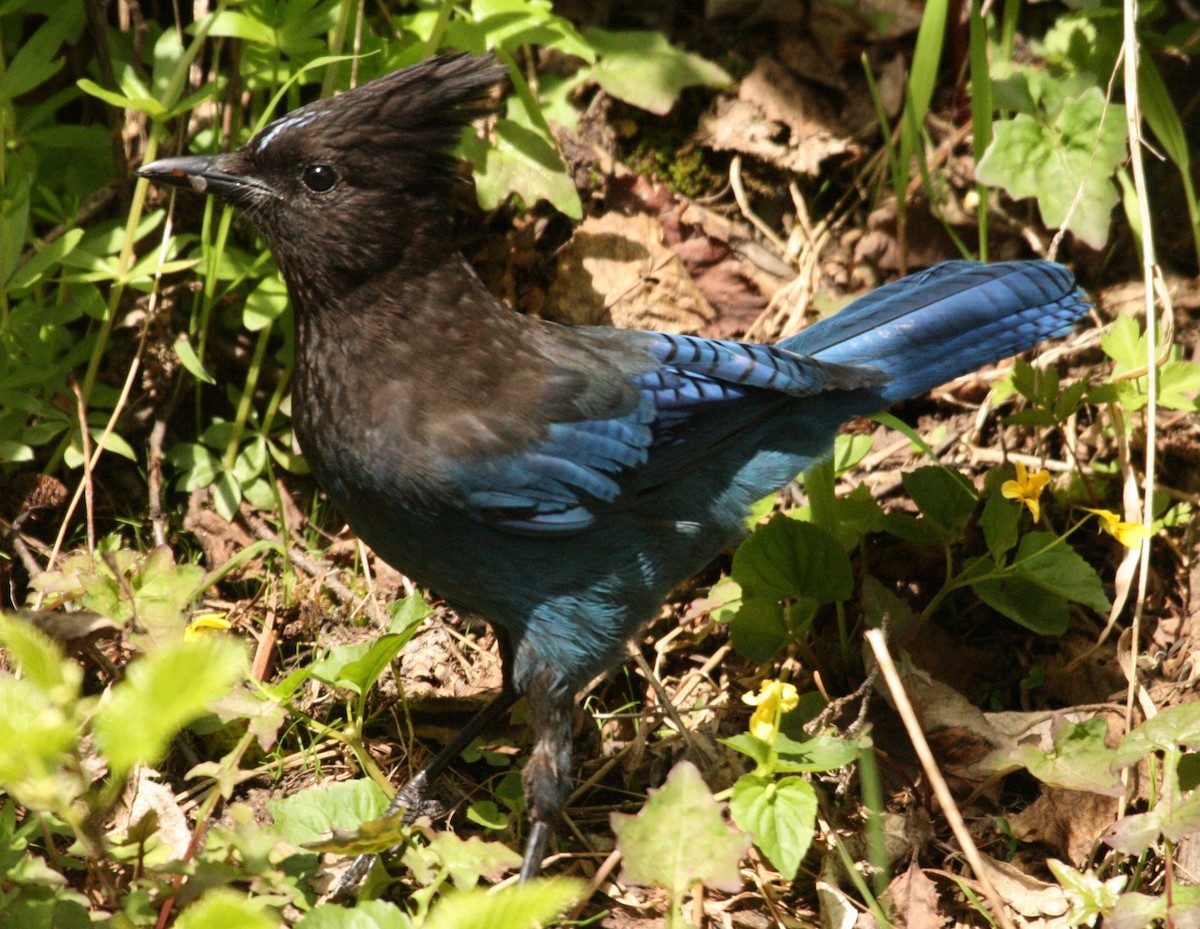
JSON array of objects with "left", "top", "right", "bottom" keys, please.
[
  {"left": 71, "top": 379, "right": 97, "bottom": 556},
  {"left": 865, "top": 629, "right": 1017, "bottom": 929},
  {"left": 239, "top": 508, "right": 357, "bottom": 605}
]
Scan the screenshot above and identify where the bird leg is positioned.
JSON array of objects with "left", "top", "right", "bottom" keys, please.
[
  {"left": 332, "top": 689, "right": 518, "bottom": 896},
  {"left": 518, "top": 671, "right": 576, "bottom": 881}
]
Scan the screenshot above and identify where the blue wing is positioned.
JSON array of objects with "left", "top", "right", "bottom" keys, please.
[
  {"left": 462, "top": 333, "right": 881, "bottom": 532},
  {"left": 458, "top": 260, "right": 1088, "bottom": 534}
]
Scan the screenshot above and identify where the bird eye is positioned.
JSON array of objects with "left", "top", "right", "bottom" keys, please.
[{"left": 302, "top": 164, "right": 337, "bottom": 192}]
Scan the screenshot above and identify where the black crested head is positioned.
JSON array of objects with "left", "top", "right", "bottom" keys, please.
[{"left": 138, "top": 53, "right": 506, "bottom": 289}]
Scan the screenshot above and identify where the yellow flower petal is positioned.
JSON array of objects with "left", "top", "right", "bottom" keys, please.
[
  {"left": 1001, "top": 461, "right": 1050, "bottom": 522},
  {"left": 185, "top": 614, "right": 233, "bottom": 642},
  {"left": 1083, "top": 508, "right": 1151, "bottom": 549},
  {"left": 743, "top": 680, "right": 799, "bottom": 742}
]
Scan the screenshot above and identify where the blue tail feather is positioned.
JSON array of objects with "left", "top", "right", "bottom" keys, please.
[{"left": 780, "top": 260, "right": 1089, "bottom": 405}]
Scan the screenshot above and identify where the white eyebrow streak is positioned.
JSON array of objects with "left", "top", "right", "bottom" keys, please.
[{"left": 254, "top": 108, "right": 329, "bottom": 153}]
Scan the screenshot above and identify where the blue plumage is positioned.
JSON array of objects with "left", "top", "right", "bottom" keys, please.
[{"left": 137, "top": 53, "right": 1091, "bottom": 885}]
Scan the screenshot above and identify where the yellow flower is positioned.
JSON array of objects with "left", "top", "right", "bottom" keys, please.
[
  {"left": 742, "top": 679, "right": 799, "bottom": 742},
  {"left": 185, "top": 614, "right": 233, "bottom": 642},
  {"left": 1083, "top": 508, "right": 1152, "bottom": 549},
  {"left": 1001, "top": 461, "right": 1051, "bottom": 522}
]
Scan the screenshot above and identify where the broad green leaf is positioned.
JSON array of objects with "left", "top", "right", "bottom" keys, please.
[
  {"left": 423, "top": 879, "right": 584, "bottom": 929},
  {"left": 1105, "top": 794, "right": 1200, "bottom": 854},
  {"left": 902, "top": 466, "right": 977, "bottom": 535},
  {"left": 582, "top": 28, "right": 730, "bottom": 115},
  {"left": 976, "top": 87, "right": 1126, "bottom": 249},
  {"left": 467, "top": 0, "right": 593, "bottom": 61},
  {"left": 772, "top": 732, "right": 860, "bottom": 772},
  {"left": 732, "top": 515, "right": 852, "bottom": 603},
  {"left": 175, "top": 890, "right": 279, "bottom": 929},
  {"left": 1099, "top": 315, "right": 1145, "bottom": 373},
  {"left": 721, "top": 733, "right": 771, "bottom": 767},
  {"left": 0, "top": 614, "right": 80, "bottom": 700},
  {"left": 971, "top": 573, "right": 1069, "bottom": 635},
  {"left": 269, "top": 779, "right": 390, "bottom": 848},
  {"left": 1115, "top": 701, "right": 1200, "bottom": 765},
  {"left": 0, "top": 674, "right": 81, "bottom": 810},
  {"left": 297, "top": 900, "right": 415, "bottom": 929},
  {"left": 1158, "top": 359, "right": 1200, "bottom": 411},
  {"left": 467, "top": 118, "right": 581, "bottom": 219},
  {"left": 1047, "top": 860, "right": 1126, "bottom": 928},
  {"left": 309, "top": 603, "right": 426, "bottom": 695},
  {"left": 728, "top": 597, "right": 789, "bottom": 663},
  {"left": 988, "top": 717, "right": 1124, "bottom": 796},
  {"left": 93, "top": 636, "right": 245, "bottom": 776},
  {"left": 406, "top": 832, "right": 522, "bottom": 889},
  {"left": 201, "top": 10, "right": 278, "bottom": 45},
  {"left": 212, "top": 470, "right": 241, "bottom": 521},
  {"left": 981, "top": 487, "right": 1019, "bottom": 558},
  {"left": 1012, "top": 532, "right": 1111, "bottom": 613},
  {"left": 612, "top": 761, "right": 750, "bottom": 894},
  {"left": 729, "top": 774, "right": 817, "bottom": 879}
]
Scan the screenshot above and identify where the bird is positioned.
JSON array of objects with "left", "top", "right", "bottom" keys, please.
[{"left": 138, "top": 52, "right": 1090, "bottom": 885}]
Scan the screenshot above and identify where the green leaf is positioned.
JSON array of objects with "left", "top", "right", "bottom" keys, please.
[
  {"left": 1158, "top": 359, "right": 1200, "bottom": 411},
  {"left": 201, "top": 10, "right": 279, "bottom": 45},
  {"left": 269, "top": 779, "right": 390, "bottom": 848},
  {"left": 989, "top": 717, "right": 1124, "bottom": 796},
  {"left": 902, "top": 466, "right": 977, "bottom": 536},
  {"left": 1012, "top": 532, "right": 1112, "bottom": 613},
  {"left": 309, "top": 606, "right": 424, "bottom": 696},
  {"left": 772, "top": 732, "right": 860, "bottom": 773},
  {"left": 173, "top": 336, "right": 215, "bottom": 384},
  {"left": 296, "top": 900, "right": 415, "bottom": 929},
  {"left": 729, "top": 774, "right": 817, "bottom": 879},
  {"left": 243, "top": 274, "right": 289, "bottom": 331},
  {"left": 732, "top": 515, "right": 853, "bottom": 603},
  {"left": 0, "top": 626, "right": 82, "bottom": 810},
  {"left": 0, "top": 614, "right": 80, "bottom": 701},
  {"left": 1046, "top": 860, "right": 1125, "bottom": 928},
  {"left": 981, "top": 487, "right": 1019, "bottom": 558},
  {"left": 1115, "top": 702, "right": 1200, "bottom": 765},
  {"left": 971, "top": 572, "right": 1069, "bottom": 635},
  {"left": 466, "top": 118, "right": 581, "bottom": 219},
  {"left": 728, "top": 597, "right": 789, "bottom": 663},
  {"left": 1099, "top": 315, "right": 1145, "bottom": 372},
  {"left": 611, "top": 761, "right": 750, "bottom": 894},
  {"left": 831, "top": 433, "right": 875, "bottom": 475},
  {"left": 423, "top": 879, "right": 584, "bottom": 929},
  {"left": 175, "top": 890, "right": 280, "bottom": 929},
  {"left": 408, "top": 832, "right": 523, "bottom": 889},
  {"left": 2, "top": 10, "right": 77, "bottom": 99},
  {"left": 976, "top": 86, "right": 1126, "bottom": 248},
  {"left": 92, "top": 636, "right": 245, "bottom": 776},
  {"left": 466, "top": 0, "right": 594, "bottom": 61},
  {"left": 721, "top": 733, "right": 771, "bottom": 767},
  {"left": 582, "top": 28, "right": 730, "bottom": 115},
  {"left": 77, "top": 78, "right": 166, "bottom": 119},
  {"left": 1106, "top": 794, "right": 1200, "bottom": 854}
]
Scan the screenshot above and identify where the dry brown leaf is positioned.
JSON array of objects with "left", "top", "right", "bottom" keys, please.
[
  {"left": 543, "top": 212, "right": 715, "bottom": 333},
  {"left": 888, "top": 860, "right": 945, "bottom": 929},
  {"left": 698, "top": 58, "right": 852, "bottom": 176},
  {"left": 110, "top": 766, "right": 192, "bottom": 861},
  {"left": 967, "top": 856, "right": 1072, "bottom": 926},
  {"left": 1008, "top": 787, "right": 1120, "bottom": 867}
]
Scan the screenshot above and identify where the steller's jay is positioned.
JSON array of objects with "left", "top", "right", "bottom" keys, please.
[{"left": 139, "top": 53, "right": 1090, "bottom": 883}]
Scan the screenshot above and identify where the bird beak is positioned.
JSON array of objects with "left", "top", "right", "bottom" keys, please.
[{"left": 137, "top": 153, "right": 259, "bottom": 205}]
